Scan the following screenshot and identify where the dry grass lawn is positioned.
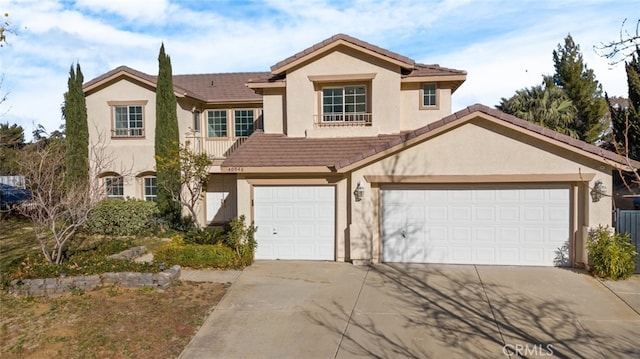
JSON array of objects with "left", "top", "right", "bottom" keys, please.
[{"left": 1, "top": 280, "right": 228, "bottom": 358}]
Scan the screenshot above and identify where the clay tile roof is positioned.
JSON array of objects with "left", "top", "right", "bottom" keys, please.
[
  {"left": 82, "top": 65, "right": 157, "bottom": 90},
  {"left": 173, "top": 72, "right": 267, "bottom": 102},
  {"left": 271, "top": 33, "right": 415, "bottom": 74},
  {"left": 222, "top": 104, "right": 639, "bottom": 171},
  {"left": 404, "top": 63, "right": 467, "bottom": 78},
  {"left": 222, "top": 131, "right": 404, "bottom": 169},
  {"left": 83, "top": 65, "right": 267, "bottom": 103}
]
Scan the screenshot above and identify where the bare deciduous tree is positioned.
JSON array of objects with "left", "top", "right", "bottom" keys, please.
[
  {"left": 595, "top": 18, "right": 640, "bottom": 66},
  {"left": 17, "top": 133, "right": 114, "bottom": 264},
  {"left": 611, "top": 112, "right": 640, "bottom": 195}
]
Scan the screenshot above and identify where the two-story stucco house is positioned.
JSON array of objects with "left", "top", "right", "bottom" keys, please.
[{"left": 84, "top": 34, "right": 635, "bottom": 268}]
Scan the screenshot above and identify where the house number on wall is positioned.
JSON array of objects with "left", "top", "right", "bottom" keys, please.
[{"left": 226, "top": 167, "right": 244, "bottom": 172}]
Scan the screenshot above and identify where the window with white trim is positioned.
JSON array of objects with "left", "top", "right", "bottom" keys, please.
[
  {"left": 143, "top": 176, "right": 157, "bottom": 202},
  {"left": 422, "top": 84, "right": 437, "bottom": 107},
  {"left": 234, "top": 109, "right": 254, "bottom": 137},
  {"left": 322, "top": 85, "right": 367, "bottom": 122},
  {"left": 105, "top": 176, "right": 124, "bottom": 199},
  {"left": 114, "top": 105, "right": 144, "bottom": 137},
  {"left": 207, "top": 110, "right": 227, "bottom": 138}
]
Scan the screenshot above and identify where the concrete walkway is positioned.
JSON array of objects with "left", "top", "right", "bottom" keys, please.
[{"left": 180, "top": 262, "right": 640, "bottom": 358}]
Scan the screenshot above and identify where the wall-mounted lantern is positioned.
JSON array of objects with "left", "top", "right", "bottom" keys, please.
[
  {"left": 354, "top": 181, "right": 365, "bottom": 202},
  {"left": 590, "top": 180, "right": 607, "bottom": 202}
]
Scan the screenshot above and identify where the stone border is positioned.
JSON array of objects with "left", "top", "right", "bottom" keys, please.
[{"left": 8, "top": 265, "right": 181, "bottom": 297}]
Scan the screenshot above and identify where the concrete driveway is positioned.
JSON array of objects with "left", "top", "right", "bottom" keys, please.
[{"left": 180, "top": 262, "right": 640, "bottom": 359}]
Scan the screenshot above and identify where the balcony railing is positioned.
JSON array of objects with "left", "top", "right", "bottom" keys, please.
[
  {"left": 185, "top": 133, "right": 248, "bottom": 160},
  {"left": 314, "top": 113, "right": 372, "bottom": 127},
  {"left": 111, "top": 128, "right": 145, "bottom": 138}
]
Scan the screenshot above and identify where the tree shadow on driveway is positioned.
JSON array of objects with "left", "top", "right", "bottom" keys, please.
[{"left": 305, "top": 263, "right": 638, "bottom": 358}]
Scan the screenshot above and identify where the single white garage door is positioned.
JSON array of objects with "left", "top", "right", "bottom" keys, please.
[
  {"left": 254, "top": 186, "right": 335, "bottom": 260},
  {"left": 382, "top": 185, "right": 570, "bottom": 266}
]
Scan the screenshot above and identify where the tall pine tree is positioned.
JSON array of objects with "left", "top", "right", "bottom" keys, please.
[
  {"left": 155, "top": 43, "right": 182, "bottom": 225},
  {"left": 608, "top": 47, "right": 640, "bottom": 160},
  {"left": 63, "top": 63, "right": 89, "bottom": 187},
  {"left": 552, "top": 35, "right": 608, "bottom": 144}
]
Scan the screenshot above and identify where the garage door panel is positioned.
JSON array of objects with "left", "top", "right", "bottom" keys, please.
[
  {"left": 475, "top": 227, "right": 495, "bottom": 242},
  {"left": 254, "top": 186, "right": 335, "bottom": 261},
  {"left": 524, "top": 207, "right": 544, "bottom": 221},
  {"left": 382, "top": 186, "right": 570, "bottom": 266},
  {"left": 452, "top": 207, "right": 472, "bottom": 220},
  {"left": 499, "top": 207, "right": 520, "bottom": 221}
]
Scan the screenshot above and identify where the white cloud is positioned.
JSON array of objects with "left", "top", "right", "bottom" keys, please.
[
  {"left": 0, "top": 0, "right": 636, "bottom": 141},
  {"left": 74, "top": 0, "right": 171, "bottom": 24}
]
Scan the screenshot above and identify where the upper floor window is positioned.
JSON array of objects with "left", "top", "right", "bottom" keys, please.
[
  {"left": 422, "top": 84, "right": 438, "bottom": 108},
  {"left": 234, "top": 109, "right": 254, "bottom": 137},
  {"left": 143, "top": 176, "right": 157, "bottom": 202},
  {"left": 113, "top": 105, "right": 144, "bottom": 137},
  {"left": 207, "top": 110, "right": 227, "bottom": 138},
  {"left": 105, "top": 176, "right": 124, "bottom": 199},
  {"left": 322, "top": 86, "right": 368, "bottom": 123},
  {"left": 193, "top": 110, "right": 201, "bottom": 133}
]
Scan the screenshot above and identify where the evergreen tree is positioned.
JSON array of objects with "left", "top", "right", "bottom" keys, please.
[
  {"left": 63, "top": 63, "right": 88, "bottom": 187},
  {"left": 155, "top": 43, "right": 182, "bottom": 225},
  {"left": 608, "top": 47, "right": 640, "bottom": 160},
  {"left": 497, "top": 78, "right": 577, "bottom": 138},
  {"left": 0, "top": 122, "right": 25, "bottom": 175},
  {"left": 552, "top": 34, "right": 608, "bottom": 143}
]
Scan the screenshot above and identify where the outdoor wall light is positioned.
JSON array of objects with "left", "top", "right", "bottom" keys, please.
[
  {"left": 590, "top": 180, "right": 607, "bottom": 202},
  {"left": 354, "top": 181, "right": 365, "bottom": 202}
]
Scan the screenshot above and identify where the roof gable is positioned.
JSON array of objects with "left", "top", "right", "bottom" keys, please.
[
  {"left": 270, "top": 33, "right": 416, "bottom": 75},
  {"left": 222, "top": 104, "right": 639, "bottom": 172}
]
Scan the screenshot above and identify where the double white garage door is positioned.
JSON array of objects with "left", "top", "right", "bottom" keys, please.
[
  {"left": 382, "top": 186, "right": 570, "bottom": 266},
  {"left": 253, "top": 185, "right": 570, "bottom": 266}
]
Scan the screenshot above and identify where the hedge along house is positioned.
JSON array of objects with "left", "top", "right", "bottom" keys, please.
[{"left": 85, "top": 34, "right": 637, "bottom": 267}]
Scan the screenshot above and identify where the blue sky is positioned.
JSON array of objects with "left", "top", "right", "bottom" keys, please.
[{"left": 0, "top": 0, "right": 638, "bottom": 140}]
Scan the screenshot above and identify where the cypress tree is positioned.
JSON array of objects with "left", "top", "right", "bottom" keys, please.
[
  {"left": 552, "top": 35, "right": 608, "bottom": 143},
  {"left": 155, "top": 43, "right": 182, "bottom": 225},
  {"left": 63, "top": 63, "right": 89, "bottom": 187},
  {"left": 609, "top": 47, "right": 640, "bottom": 160}
]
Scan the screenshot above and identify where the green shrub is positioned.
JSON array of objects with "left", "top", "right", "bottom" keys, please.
[
  {"left": 84, "top": 199, "right": 160, "bottom": 236},
  {"left": 183, "top": 226, "right": 225, "bottom": 245},
  {"left": 3, "top": 239, "right": 158, "bottom": 284},
  {"left": 153, "top": 238, "right": 237, "bottom": 269},
  {"left": 223, "top": 215, "right": 257, "bottom": 267},
  {"left": 588, "top": 226, "right": 637, "bottom": 280}
]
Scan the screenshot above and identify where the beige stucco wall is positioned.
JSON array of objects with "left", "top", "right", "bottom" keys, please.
[
  {"left": 87, "top": 79, "right": 157, "bottom": 199},
  {"left": 400, "top": 82, "right": 453, "bottom": 129},
  {"left": 262, "top": 88, "right": 286, "bottom": 134},
  {"left": 347, "top": 118, "right": 613, "bottom": 266},
  {"left": 284, "top": 47, "right": 403, "bottom": 137},
  {"left": 86, "top": 78, "right": 220, "bottom": 224}
]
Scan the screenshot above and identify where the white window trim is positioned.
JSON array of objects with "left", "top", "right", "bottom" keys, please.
[{"left": 420, "top": 83, "right": 439, "bottom": 110}]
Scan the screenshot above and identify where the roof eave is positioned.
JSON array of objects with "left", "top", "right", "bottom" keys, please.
[{"left": 220, "top": 166, "right": 333, "bottom": 173}]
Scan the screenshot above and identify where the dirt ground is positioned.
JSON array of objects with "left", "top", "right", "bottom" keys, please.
[{"left": 0, "top": 280, "right": 227, "bottom": 359}]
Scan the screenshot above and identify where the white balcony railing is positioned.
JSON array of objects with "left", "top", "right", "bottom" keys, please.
[
  {"left": 314, "top": 113, "right": 372, "bottom": 127},
  {"left": 185, "top": 133, "right": 248, "bottom": 160},
  {"left": 111, "top": 128, "right": 145, "bottom": 138}
]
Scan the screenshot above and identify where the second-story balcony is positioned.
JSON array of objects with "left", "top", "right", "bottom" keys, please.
[
  {"left": 185, "top": 132, "right": 248, "bottom": 160},
  {"left": 314, "top": 113, "right": 372, "bottom": 127}
]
